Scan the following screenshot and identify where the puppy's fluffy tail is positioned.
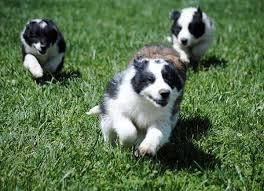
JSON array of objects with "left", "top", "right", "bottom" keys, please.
[
  {"left": 166, "top": 36, "right": 172, "bottom": 43},
  {"left": 86, "top": 105, "right": 101, "bottom": 115}
]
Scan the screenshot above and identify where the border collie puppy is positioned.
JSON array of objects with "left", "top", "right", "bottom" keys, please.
[
  {"left": 20, "top": 19, "right": 66, "bottom": 78},
  {"left": 88, "top": 45, "right": 187, "bottom": 156},
  {"left": 169, "top": 7, "right": 214, "bottom": 63}
]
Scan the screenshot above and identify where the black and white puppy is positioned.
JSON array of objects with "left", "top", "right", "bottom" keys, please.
[
  {"left": 21, "top": 19, "right": 66, "bottom": 78},
  {"left": 169, "top": 7, "right": 214, "bottom": 63},
  {"left": 88, "top": 55, "right": 185, "bottom": 156}
]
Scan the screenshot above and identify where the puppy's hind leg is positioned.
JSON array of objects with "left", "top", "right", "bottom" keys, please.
[
  {"left": 23, "top": 54, "right": 43, "bottom": 78},
  {"left": 100, "top": 117, "right": 116, "bottom": 144},
  {"left": 45, "top": 53, "right": 64, "bottom": 74}
]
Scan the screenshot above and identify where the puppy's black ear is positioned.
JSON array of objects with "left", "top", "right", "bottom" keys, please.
[
  {"left": 23, "top": 24, "right": 30, "bottom": 39},
  {"left": 43, "top": 19, "right": 58, "bottom": 43},
  {"left": 197, "top": 7, "right": 203, "bottom": 18},
  {"left": 24, "top": 21, "right": 35, "bottom": 37},
  {"left": 170, "top": 10, "right": 181, "bottom": 21},
  {"left": 48, "top": 28, "right": 58, "bottom": 44},
  {"left": 133, "top": 57, "right": 147, "bottom": 71},
  {"left": 22, "top": 22, "right": 36, "bottom": 45},
  {"left": 133, "top": 58, "right": 142, "bottom": 70}
]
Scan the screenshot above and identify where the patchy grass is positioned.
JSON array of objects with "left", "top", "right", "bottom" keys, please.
[{"left": 0, "top": 0, "right": 263, "bottom": 190}]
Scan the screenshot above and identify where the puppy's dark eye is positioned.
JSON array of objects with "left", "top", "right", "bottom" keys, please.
[
  {"left": 171, "top": 25, "right": 182, "bottom": 36},
  {"left": 142, "top": 60, "right": 149, "bottom": 65},
  {"left": 175, "top": 26, "right": 182, "bottom": 33},
  {"left": 162, "top": 73, "right": 170, "bottom": 82},
  {"left": 29, "top": 32, "right": 37, "bottom": 38},
  {"left": 147, "top": 76, "right": 155, "bottom": 83}
]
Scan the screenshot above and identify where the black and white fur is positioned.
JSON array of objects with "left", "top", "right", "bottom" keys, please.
[
  {"left": 88, "top": 58, "right": 184, "bottom": 156},
  {"left": 168, "top": 7, "right": 213, "bottom": 63},
  {"left": 21, "top": 19, "right": 66, "bottom": 78}
]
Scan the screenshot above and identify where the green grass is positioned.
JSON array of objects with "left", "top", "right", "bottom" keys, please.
[{"left": 0, "top": 0, "right": 263, "bottom": 190}]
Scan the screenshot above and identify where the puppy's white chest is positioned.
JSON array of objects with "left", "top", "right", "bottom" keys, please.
[{"left": 129, "top": 102, "right": 165, "bottom": 130}]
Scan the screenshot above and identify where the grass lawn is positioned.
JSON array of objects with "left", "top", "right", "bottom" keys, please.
[{"left": 0, "top": 0, "right": 263, "bottom": 190}]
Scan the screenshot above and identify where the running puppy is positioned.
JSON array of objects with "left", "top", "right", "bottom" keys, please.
[
  {"left": 20, "top": 19, "right": 66, "bottom": 78},
  {"left": 169, "top": 7, "right": 214, "bottom": 63},
  {"left": 88, "top": 45, "right": 187, "bottom": 156}
]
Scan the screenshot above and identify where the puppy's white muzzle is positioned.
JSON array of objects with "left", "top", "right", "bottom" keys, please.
[{"left": 33, "top": 42, "right": 47, "bottom": 55}]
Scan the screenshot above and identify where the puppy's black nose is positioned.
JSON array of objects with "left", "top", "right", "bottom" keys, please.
[
  {"left": 181, "top": 38, "right": 188, "bottom": 45},
  {"left": 159, "top": 90, "right": 170, "bottom": 99},
  {"left": 39, "top": 47, "right": 47, "bottom": 54}
]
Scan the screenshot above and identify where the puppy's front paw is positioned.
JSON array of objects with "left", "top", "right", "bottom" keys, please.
[
  {"left": 179, "top": 52, "right": 190, "bottom": 64},
  {"left": 134, "top": 143, "right": 156, "bottom": 157},
  {"left": 23, "top": 54, "right": 44, "bottom": 78},
  {"left": 31, "top": 67, "right": 44, "bottom": 78}
]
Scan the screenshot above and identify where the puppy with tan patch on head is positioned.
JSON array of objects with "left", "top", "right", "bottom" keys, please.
[
  {"left": 87, "top": 45, "right": 187, "bottom": 157},
  {"left": 168, "top": 7, "right": 214, "bottom": 63}
]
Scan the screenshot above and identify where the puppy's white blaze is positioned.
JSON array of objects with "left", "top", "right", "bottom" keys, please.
[
  {"left": 86, "top": 105, "right": 101, "bottom": 115},
  {"left": 31, "top": 19, "right": 42, "bottom": 23},
  {"left": 23, "top": 54, "right": 43, "bottom": 78},
  {"left": 177, "top": 8, "right": 197, "bottom": 28},
  {"left": 148, "top": 59, "right": 165, "bottom": 74},
  {"left": 40, "top": 21, "right": 47, "bottom": 28}
]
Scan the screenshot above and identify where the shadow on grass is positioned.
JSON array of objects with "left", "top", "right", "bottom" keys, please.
[
  {"left": 191, "top": 56, "right": 227, "bottom": 72},
  {"left": 35, "top": 70, "right": 81, "bottom": 85},
  {"left": 156, "top": 115, "right": 220, "bottom": 170}
]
